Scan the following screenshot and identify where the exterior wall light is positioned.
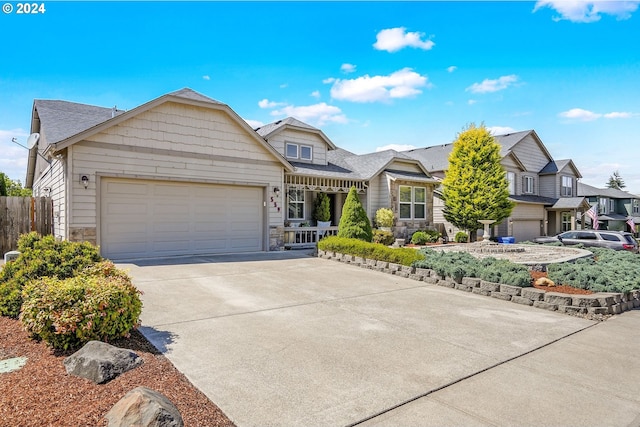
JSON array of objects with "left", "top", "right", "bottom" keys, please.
[
  {"left": 81, "top": 175, "right": 89, "bottom": 189},
  {"left": 273, "top": 186, "right": 280, "bottom": 197}
]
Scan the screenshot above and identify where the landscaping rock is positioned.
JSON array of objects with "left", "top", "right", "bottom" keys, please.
[
  {"left": 64, "top": 341, "right": 143, "bottom": 384},
  {"left": 480, "top": 281, "right": 501, "bottom": 292},
  {"left": 571, "top": 296, "right": 601, "bottom": 308},
  {"left": 491, "top": 292, "right": 512, "bottom": 302},
  {"left": 533, "top": 301, "right": 558, "bottom": 311},
  {"left": 544, "top": 292, "right": 572, "bottom": 306},
  {"left": 521, "top": 288, "right": 545, "bottom": 301},
  {"left": 511, "top": 296, "right": 533, "bottom": 306},
  {"left": 105, "top": 386, "right": 183, "bottom": 427}
]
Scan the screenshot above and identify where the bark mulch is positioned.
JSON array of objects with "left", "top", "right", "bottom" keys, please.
[{"left": 0, "top": 316, "right": 235, "bottom": 427}]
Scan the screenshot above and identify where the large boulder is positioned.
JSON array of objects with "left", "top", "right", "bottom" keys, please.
[
  {"left": 105, "top": 386, "right": 184, "bottom": 427},
  {"left": 64, "top": 340, "right": 143, "bottom": 384}
]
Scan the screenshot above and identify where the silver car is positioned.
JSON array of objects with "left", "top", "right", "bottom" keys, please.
[{"left": 534, "top": 230, "right": 638, "bottom": 253}]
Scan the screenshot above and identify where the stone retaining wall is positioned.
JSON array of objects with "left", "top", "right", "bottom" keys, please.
[{"left": 318, "top": 250, "right": 640, "bottom": 317}]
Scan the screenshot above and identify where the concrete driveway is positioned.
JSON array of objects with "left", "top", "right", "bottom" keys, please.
[{"left": 120, "top": 252, "right": 640, "bottom": 427}]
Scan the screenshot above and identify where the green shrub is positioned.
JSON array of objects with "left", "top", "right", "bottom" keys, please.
[
  {"left": 313, "top": 192, "right": 331, "bottom": 223},
  {"left": 454, "top": 232, "right": 469, "bottom": 243},
  {"left": 318, "top": 236, "right": 424, "bottom": 266},
  {"left": 20, "top": 261, "right": 142, "bottom": 350},
  {"left": 373, "top": 230, "right": 395, "bottom": 246},
  {"left": 0, "top": 233, "right": 103, "bottom": 317},
  {"left": 375, "top": 208, "right": 394, "bottom": 228},
  {"left": 414, "top": 248, "right": 478, "bottom": 280},
  {"left": 338, "top": 187, "right": 373, "bottom": 242},
  {"left": 411, "top": 230, "right": 440, "bottom": 245}
]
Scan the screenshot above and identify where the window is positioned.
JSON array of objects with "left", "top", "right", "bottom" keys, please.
[
  {"left": 524, "top": 176, "right": 534, "bottom": 194},
  {"left": 399, "top": 185, "right": 427, "bottom": 220},
  {"left": 285, "top": 142, "right": 313, "bottom": 161},
  {"left": 633, "top": 200, "right": 639, "bottom": 214},
  {"left": 561, "top": 176, "right": 573, "bottom": 196},
  {"left": 287, "top": 189, "right": 305, "bottom": 219},
  {"left": 561, "top": 212, "right": 572, "bottom": 232},
  {"left": 506, "top": 172, "right": 515, "bottom": 194},
  {"left": 599, "top": 198, "right": 608, "bottom": 214},
  {"left": 609, "top": 199, "right": 615, "bottom": 213},
  {"left": 300, "top": 145, "right": 312, "bottom": 161}
]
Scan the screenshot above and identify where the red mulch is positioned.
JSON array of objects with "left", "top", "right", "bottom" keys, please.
[
  {"left": 0, "top": 316, "right": 235, "bottom": 427},
  {"left": 530, "top": 271, "right": 593, "bottom": 295}
]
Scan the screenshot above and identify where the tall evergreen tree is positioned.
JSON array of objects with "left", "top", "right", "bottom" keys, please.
[
  {"left": 338, "top": 187, "right": 373, "bottom": 242},
  {"left": 606, "top": 171, "right": 626, "bottom": 190},
  {"left": 442, "top": 124, "right": 514, "bottom": 239}
]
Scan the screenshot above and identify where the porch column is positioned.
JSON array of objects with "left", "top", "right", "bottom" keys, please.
[
  {"left": 543, "top": 210, "right": 549, "bottom": 236},
  {"left": 571, "top": 210, "right": 576, "bottom": 230}
]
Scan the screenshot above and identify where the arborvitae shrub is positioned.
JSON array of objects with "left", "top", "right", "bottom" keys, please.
[{"left": 337, "top": 187, "right": 373, "bottom": 242}]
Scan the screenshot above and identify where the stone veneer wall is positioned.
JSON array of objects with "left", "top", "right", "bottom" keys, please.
[
  {"left": 388, "top": 180, "right": 435, "bottom": 238},
  {"left": 69, "top": 227, "right": 97, "bottom": 246},
  {"left": 318, "top": 250, "right": 640, "bottom": 317}
]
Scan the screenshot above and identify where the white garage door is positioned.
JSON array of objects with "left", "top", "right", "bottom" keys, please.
[{"left": 100, "top": 178, "right": 263, "bottom": 260}]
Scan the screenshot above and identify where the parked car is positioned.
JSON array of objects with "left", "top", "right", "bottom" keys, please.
[{"left": 534, "top": 230, "right": 638, "bottom": 253}]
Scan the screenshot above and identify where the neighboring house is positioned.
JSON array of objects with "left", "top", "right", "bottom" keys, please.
[
  {"left": 406, "top": 130, "right": 591, "bottom": 242},
  {"left": 26, "top": 88, "right": 437, "bottom": 260},
  {"left": 577, "top": 182, "right": 640, "bottom": 233}
]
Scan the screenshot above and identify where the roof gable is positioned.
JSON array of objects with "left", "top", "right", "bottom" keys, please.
[{"left": 256, "top": 117, "right": 337, "bottom": 150}]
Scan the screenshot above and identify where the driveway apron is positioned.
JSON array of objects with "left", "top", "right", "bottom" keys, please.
[{"left": 120, "top": 253, "right": 601, "bottom": 427}]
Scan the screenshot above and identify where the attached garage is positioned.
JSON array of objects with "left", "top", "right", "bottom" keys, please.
[
  {"left": 100, "top": 178, "right": 264, "bottom": 260},
  {"left": 512, "top": 219, "right": 542, "bottom": 242}
]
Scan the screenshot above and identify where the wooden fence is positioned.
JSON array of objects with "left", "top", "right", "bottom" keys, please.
[{"left": 0, "top": 197, "right": 53, "bottom": 255}]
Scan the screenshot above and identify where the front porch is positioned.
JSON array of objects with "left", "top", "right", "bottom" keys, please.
[{"left": 283, "top": 225, "right": 339, "bottom": 249}]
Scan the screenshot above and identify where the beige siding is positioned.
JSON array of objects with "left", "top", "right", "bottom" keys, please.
[
  {"left": 367, "top": 174, "right": 391, "bottom": 221},
  {"left": 267, "top": 128, "right": 328, "bottom": 166},
  {"left": 32, "top": 156, "right": 66, "bottom": 240},
  {"left": 385, "top": 161, "right": 423, "bottom": 174},
  {"left": 539, "top": 175, "right": 557, "bottom": 198},
  {"left": 432, "top": 194, "right": 462, "bottom": 240}
]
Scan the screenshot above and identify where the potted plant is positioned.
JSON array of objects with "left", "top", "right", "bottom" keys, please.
[
  {"left": 313, "top": 192, "right": 331, "bottom": 227},
  {"left": 375, "top": 208, "right": 394, "bottom": 232}
]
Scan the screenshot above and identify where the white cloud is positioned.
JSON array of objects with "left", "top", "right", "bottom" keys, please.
[
  {"left": 323, "top": 77, "right": 336, "bottom": 84},
  {"left": 373, "top": 27, "right": 435, "bottom": 53},
  {"left": 279, "top": 83, "right": 288, "bottom": 89},
  {"left": 558, "top": 108, "right": 637, "bottom": 121},
  {"left": 271, "top": 102, "right": 348, "bottom": 126},
  {"left": 244, "top": 119, "right": 264, "bottom": 129},
  {"left": 447, "top": 66, "right": 457, "bottom": 73},
  {"left": 202, "top": 75, "right": 210, "bottom": 81},
  {"left": 466, "top": 75, "right": 519, "bottom": 94},
  {"left": 258, "top": 99, "right": 285, "bottom": 109},
  {"left": 341, "top": 63, "right": 356, "bottom": 74},
  {"left": 533, "top": 1, "right": 640, "bottom": 23},
  {"left": 0, "top": 128, "right": 30, "bottom": 182},
  {"left": 329, "top": 68, "right": 431, "bottom": 103},
  {"left": 467, "top": 99, "right": 477, "bottom": 105},
  {"left": 376, "top": 144, "right": 418, "bottom": 152},
  {"left": 310, "top": 90, "right": 321, "bottom": 99},
  {"left": 487, "top": 126, "right": 517, "bottom": 135}
]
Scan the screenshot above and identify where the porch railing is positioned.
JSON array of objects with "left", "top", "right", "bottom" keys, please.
[{"left": 284, "top": 226, "right": 339, "bottom": 249}]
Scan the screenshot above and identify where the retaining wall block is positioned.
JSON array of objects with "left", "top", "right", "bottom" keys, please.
[
  {"left": 367, "top": 258, "right": 377, "bottom": 267},
  {"left": 401, "top": 266, "right": 416, "bottom": 275},
  {"left": 409, "top": 274, "right": 424, "bottom": 282},
  {"left": 634, "top": 300, "right": 640, "bottom": 308},
  {"left": 317, "top": 250, "right": 325, "bottom": 257},
  {"left": 499, "top": 284, "right": 522, "bottom": 296},
  {"left": 387, "top": 263, "right": 401, "bottom": 272},
  {"left": 423, "top": 277, "right": 439, "bottom": 285},
  {"left": 491, "top": 292, "right": 512, "bottom": 301},
  {"left": 533, "top": 301, "right": 558, "bottom": 311},
  {"left": 571, "top": 295, "right": 601, "bottom": 308},
  {"left": 560, "top": 306, "right": 587, "bottom": 315},
  {"left": 609, "top": 304, "right": 622, "bottom": 315},
  {"left": 511, "top": 296, "right": 534, "bottom": 306},
  {"left": 544, "top": 292, "right": 573, "bottom": 306},
  {"left": 480, "top": 281, "right": 501, "bottom": 292},
  {"left": 354, "top": 257, "right": 365, "bottom": 266},
  {"left": 596, "top": 295, "right": 615, "bottom": 307},
  {"left": 624, "top": 301, "right": 634, "bottom": 311},
  {"left": 376, "top": 260, "right": 389, "bottom": 269},
  {"left": 472, "top": 288, "right": 492, "bottom": 297},
  {"left": 396, "top": 271, "right": 410, "bottom": 278},
  {"left": 587, "top": 307, "right": 610, "bottom": 315},
  {"left": 455, "top": 283, "right": 473, "bottom": 292},
  {"left": 415, "top": 268, "right": 432, "bottom": 278},
  {"left": 342, "top": 254, "right": 355, "bottom": 263},
  {"left": 521, "top": 288, "right": 545, "bottom": 301},
  {"left": 462, "top": 277, "right": 481, "bottom": 287},
  {"left": 438, "top": 280, "right": 456, "bottom": 289}
]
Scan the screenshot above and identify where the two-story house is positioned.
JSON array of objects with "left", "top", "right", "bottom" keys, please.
[
  {"left": 406, "top": 130, "right": 591, "bottom": 242},
  {"left": 578, "top": 182, "right": 640, "bottom": 233},
  {"left": 25, "top": 88, "right": 438, "bottom": 260}
]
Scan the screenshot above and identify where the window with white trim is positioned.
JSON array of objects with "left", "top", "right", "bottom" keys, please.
[
  {"left": 399, "top": 185, "right": 427, "bottom": 220},
  {"left": 599, "top": 198, "right": 608, "bottom": 214},
  {"left": 285, "top": 142, "right": 313, "bottom": 161},
  {"left": 506, "top": 172, "right": 515, "bottom": 194},
  {"left": 561, "top": 176, "right": 573, "bottom": 196},
  {"left": 561, "top": 212, "right": 572, "bottom": 232},
  {"left": 287, "top": 189, "right": 305, "bottom": 219},
  {"left": 524, "top": 176, "right": 534, "bottom": 194},
  {"left": 610, "top": 199, "right": 615, "bottom": 213},
  {"left": 633, "top": 200, "right": 639, "bottom": 214}
]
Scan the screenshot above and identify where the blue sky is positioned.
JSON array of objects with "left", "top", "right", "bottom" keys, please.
[{"left": 1, "top": 1, "right": 639, "bottom": 192}]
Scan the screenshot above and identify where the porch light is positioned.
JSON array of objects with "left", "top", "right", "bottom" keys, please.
[
  {"left": 273, "top": 186, "right": 280, "bottom": 197},
  {"left": 81, "top": 175, "right": 89, "bottom": 189}
]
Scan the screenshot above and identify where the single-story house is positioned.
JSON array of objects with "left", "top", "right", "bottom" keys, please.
[{"left": 26, "top": 88, "right": 438, "bottom": 260}]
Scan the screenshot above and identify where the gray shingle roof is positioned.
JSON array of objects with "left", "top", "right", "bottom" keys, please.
[
  {"left": 167, "top": 88, "right": 223, "bottom": 104},
  {"left": 578, "top": 182, "right": 638, "bottom": 199},
  {"left": 255, "top": 117, "right": 320, "bottom": 137},
  {"left": 509, "top": 194, "right": 558, "bottom": 205},
  {"left": 34, "top": 100, "right": 124, "bottom": 145},
  {"left": 551, "top": 197, "right": 589, "bottom": 210},
  {"left": 404, "top": 130, "right": 535, "bottom": 173}
]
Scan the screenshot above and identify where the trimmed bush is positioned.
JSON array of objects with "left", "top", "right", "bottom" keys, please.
[
  {"left": 318, "top": 236, "right": 424, "bottom": 266},
  {"left": 338, "top": 187, "right": 373, "bottom": 242},
  {"left": 375, "top": 208, "right": 394, "bottom": 228},
  {"left": 411, "top": 230, "right": 440, "bottom": 245},
  {"left": 454, "top": 231, "right": 469, "bottom": 243},
  {"left": 0, "top": 233, "right": 103, "bottom": 317},
  {"left": 20, "top": 261, "right": 142, "bottom": 350},
  {"left": 313, "top": 192, "right": 331, "bottom": 223},
  {"left": 373, "top": 230, "right": 395, "bottom": 246}
]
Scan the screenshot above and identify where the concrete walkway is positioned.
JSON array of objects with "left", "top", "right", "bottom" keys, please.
[{"left": 120, "top": 252, "right": 640, "bottom": 427}]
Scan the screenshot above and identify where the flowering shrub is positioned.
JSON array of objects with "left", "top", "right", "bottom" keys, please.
[{"left": 20, "top": 262, "right": 142, "bottom": 350}]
